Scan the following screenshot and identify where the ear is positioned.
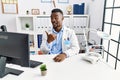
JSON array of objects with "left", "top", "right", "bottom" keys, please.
[{"left": 62, "top": 16, "right": 64, "bottom": 20}]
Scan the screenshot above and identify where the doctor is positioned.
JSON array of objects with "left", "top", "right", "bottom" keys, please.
[{"left": 40, "top": 8, "right": 80, "bottom": 62}]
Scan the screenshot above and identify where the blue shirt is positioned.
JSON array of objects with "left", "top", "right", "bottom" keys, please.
[{"left": 47, "top": 27, "right": 63, "bottom": 54}]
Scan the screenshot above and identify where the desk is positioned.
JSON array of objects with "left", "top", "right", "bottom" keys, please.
[{"left": 0, "top": 54, "right": 120, "bottom": 80}]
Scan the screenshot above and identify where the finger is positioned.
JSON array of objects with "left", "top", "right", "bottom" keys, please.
[
  {"left": 53, "top": 57, "right": 57, "bottom": 61},
  {"left": 54, "top": 35, "right": 57, "bottom": 39},
  {"left": 45, "top": 31, "right": 49, "bottom": 36},
  {"left": 53, "top": 56, "right": 61, "bottom": 62},
  {"left": 57, "top": 58, "right": 62, "bottom": 62},
  {"left": 54, "top": 58, "right": 60, "bottom": 62},
  {"left": 53, "top": 56, "right": 58, "bottom": 62}
]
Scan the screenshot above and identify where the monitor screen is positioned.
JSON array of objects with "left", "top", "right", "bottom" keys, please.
[
  {"left": 0, "top": 32, "right": 29, "bottom": 66},
  {"left": 0, "top": 32, "right": 42, "bottom": 78}
]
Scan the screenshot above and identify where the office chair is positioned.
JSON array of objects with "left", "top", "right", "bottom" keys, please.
[{"left": 0, "top": 25, "right": 7, "bottom": 32}]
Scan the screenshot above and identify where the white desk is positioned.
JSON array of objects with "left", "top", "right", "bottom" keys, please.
[{"left": 0, "top": 54, "right": 120, "bottom": 80}]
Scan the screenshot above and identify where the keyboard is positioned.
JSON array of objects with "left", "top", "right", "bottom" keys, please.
[{"left": 29, "top": 60, "right": 43, "bottom": 68}]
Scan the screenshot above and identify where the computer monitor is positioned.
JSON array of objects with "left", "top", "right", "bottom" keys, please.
[{"left": 0, "top": 32, "right": 42, "bottom": 78}]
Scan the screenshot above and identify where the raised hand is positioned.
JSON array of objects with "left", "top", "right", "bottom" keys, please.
[{"left": 45, "top": 31, "right": 56, "bottom": 43}]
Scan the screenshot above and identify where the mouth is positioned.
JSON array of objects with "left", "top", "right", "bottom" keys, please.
[{"left": 53, "top": 22, "right": 58, "bottom": 27}]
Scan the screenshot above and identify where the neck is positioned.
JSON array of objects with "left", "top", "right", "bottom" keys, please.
[{"left": 55, "top": 27, "right": 62, "bottom": 32}]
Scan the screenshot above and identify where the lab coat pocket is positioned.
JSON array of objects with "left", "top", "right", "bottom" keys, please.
[{"left": 64, "top": 39, "right": 71, "bottom": 48}]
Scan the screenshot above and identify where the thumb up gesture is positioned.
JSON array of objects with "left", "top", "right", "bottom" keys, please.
[{"left": 45, "top": 31, "right": 56, "bottom": 43}]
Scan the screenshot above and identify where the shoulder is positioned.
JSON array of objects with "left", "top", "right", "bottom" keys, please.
[{"left": 64, "top": 26, "right": 75, "bottom": 33}]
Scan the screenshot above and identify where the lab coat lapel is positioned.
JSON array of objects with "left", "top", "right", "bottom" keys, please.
[{"left": 62, "top": 27, "right": 67, "bottom": 51}]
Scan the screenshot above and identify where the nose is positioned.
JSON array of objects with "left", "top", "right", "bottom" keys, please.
[{"left": 51, "top": 18, "right": 55, "bottom": 22}]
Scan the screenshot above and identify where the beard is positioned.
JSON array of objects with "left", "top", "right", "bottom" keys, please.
[
  {"left": 52, "top": 21, "right": 62, "bottom": 32},
  {"left": 53, "top": 25, "right": 61, "bottom": 32},
  {"left": 53, "top": 23, "right": 59, "bottom": 30}
]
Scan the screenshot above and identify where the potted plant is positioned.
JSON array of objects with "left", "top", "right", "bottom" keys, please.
[
  {"left": 25, "top": 23, "right": 30, "bottom": 30},
  {"left": 40, "top": 64, "right": 47, "bottom": 76}
]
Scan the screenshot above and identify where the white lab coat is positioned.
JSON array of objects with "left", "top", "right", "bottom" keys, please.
[{"left": 40, "top": 26, "right": 80, "bottom": 57}]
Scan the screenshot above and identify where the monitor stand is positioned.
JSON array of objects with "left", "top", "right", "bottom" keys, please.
[{"left": 0, "top": 57, "right": 23, "bottom": 78}]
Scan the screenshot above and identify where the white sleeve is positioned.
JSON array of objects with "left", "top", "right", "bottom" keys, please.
[{"left": 63, "top": 30, "right": 80, "bottom": 57}]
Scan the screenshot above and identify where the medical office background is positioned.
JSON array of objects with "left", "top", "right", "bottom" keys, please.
[{"left": 0, "top": 0, "right": 120, "bottom": 70}]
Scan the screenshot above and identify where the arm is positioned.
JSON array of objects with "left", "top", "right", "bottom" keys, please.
[{"left": 40, "top": 31, "right": 56, "bottom": 54}]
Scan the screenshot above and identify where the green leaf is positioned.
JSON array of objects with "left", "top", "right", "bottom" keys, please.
[{"left": 40, "top": 64, "right": 47, "bottom": 71}]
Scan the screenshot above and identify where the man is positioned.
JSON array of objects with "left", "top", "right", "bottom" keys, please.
[{"left": 40, "top": 8, "right": 80, "bottom": 62}]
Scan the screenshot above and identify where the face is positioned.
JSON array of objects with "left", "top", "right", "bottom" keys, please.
[{"left": 51, "top": 12, "right": 64, "bottom": 32}]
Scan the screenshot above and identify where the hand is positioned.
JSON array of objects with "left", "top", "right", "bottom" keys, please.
[
  {"left": 45, "top": 31, "right": 56, "bottom": 43},
  {"left": 53, "top": 53, "right": 67, "bottom": 62}
]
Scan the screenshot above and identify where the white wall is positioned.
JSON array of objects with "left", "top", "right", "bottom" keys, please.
[
  {"left": 88, "top": 0, "right": 105, "bottom": 44},
  {"left": 0, "top": 0, "right": 104, "bottom": 37}
]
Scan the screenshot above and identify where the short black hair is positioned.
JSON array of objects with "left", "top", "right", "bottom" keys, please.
[{"left": 51, "top": 8, "right": 63, "bottom": 15}]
